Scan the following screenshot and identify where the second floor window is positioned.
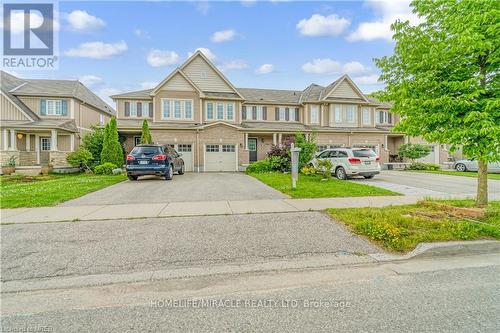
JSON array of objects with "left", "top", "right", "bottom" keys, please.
[
  {"left": 161, "top": 99, "right": 194, "bottom": 120},
  {"left": 377, "top": 110, "right": 392, "bottom": 124},
  {"left": 334, "top": 105, "right": 342, "bottom": 123},
  {"left": 205, "top": 101, "right": 235, "bottom": 121},
  {"left": 99, "top": 114, "right": 105, "bottom": 125},
  {"left": 346, "top": 105, "right": 356, "bottom": 123},
  {"left": 40, "top": 99, "right": 68, "bottom": 116},
  {"left": 362, "top": 108, "right": 371, "bottom": 125},
  {"left": 125, "top": 101, "right": 153, "bottom": 118},
  {"left": 310, "top": 105, "right": 319, "bottom": 124},
  {"left": 130, "top": 102, "right": 137, "bottom": 117}
]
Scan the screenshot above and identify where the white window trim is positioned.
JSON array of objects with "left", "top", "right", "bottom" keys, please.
[
  {"left": 160, "top": 98, "right": 194, "bottom": 120},
  {"left": 40, "top": 137, "right": 51, "bottom": 151},
  {"left": 362, "top": 108, "right": 371, "bottom": 125},
  {"left": 377, "top": 110, "right": 390, "bottom": 124},
  {"left": 226, "top": 102, "right": 235, "bottom": 121},
  {"left": 46, "top": 99, "right": 63, "bottom": 116},
  {"left": 205, "top": 101, "right": 236, "bottom": 121},
  {"left": 310, "top": 105, "right": 319, "bottom": 124}
]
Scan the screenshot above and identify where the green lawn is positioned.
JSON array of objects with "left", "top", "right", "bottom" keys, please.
[
  {"left": 327, "top": 200, "right": 500, "bottom": 252},
  {"left": 0, "top": 173, "right": 126, "bottom": 208},
  {"left": 408, "top": 170, "right": 500, "bottom": 180},
  {"left": 248, "top": 172, "right": 400, "bottom": 198}
]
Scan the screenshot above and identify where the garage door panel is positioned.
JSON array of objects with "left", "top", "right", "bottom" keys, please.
[
  {"left": 205, "top": 144, "right": 237, "bottom": 172},
  {"left": 166, "top": 143, "right": 193, "bottom": 172}
]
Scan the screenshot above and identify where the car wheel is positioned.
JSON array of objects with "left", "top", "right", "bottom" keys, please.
[
  {"left": 178, "top": 163, "right": 185, "bottom": 175},
  {"left": 335, "top": 167, "right": 347, "bottom": 180},
  {"left": 128, "top": 175, "right": 138, "bottom": 181},
  {"left": 165, "top": 164, "right": 174, "bottom": 180},
  {"left": 455, "top": 163, "right": 467, "bottom": 172},
  {"left": 364, "top": 175, "right": 375, "bottom": 179}
]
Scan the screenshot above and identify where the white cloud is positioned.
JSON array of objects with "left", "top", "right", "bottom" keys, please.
[
  {"left": 188, "top": 47, "right": 216, "bottom": 61},
  {"left": 139, "top": 81, "right": 157, "bottom": 89},
  {"left": 3, "top": 10, "right": 59, "bottom": 34},
  {"left": 66, "top": 10, "right": 105, "bottom": 32},
  {"left": 79, "top": 75, "right": 102, "bottom": 87},
  {"left": 194, "top": 1, "right": 210, "bottom": 15},
  {"left": 211, "top": 29, "right": 236, "bottom": 43},
  {"left": 297, "top": 14, "right": 350, "bottom": 37},
  {"left": 347, "top": 0, "right": 421, "bottom": 42},
  {"left": 241, "top": 0, "right": 257, "bottom": 7},
  {"left": 301, "top": 58, "right": 370, "bottom": 75},
  {"left": 255, "top": 64, "right": 275, "bottom": 74},
  {"left": 352, "top": 74, "right": 380, "bottom": 85},
  {"left": 64, "top": 41, "right": 128, "bottom": 59},
  {"left": 97, "top": 87, "right": 122, "bottom": 107},
  {"left": 134, "top": 29, "right": 151, "bottom": 39},
  {"left": 218, "top": 60, "right": 248, "bottom": 72},
  {"left": 146, "top": 49, "right": 179, "bottom": 67}
]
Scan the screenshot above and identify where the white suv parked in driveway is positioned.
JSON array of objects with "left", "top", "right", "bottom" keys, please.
[{"left": 310, "top": 147, "right": 381, "bottom": 180}]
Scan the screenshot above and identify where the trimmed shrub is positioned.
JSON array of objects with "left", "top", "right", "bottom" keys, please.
[
  {"left": 398, "top": 143, "right": 432, "bottom": 162},
  {"left": 140, "top": 119, "right": 152, "bottom": 144},
  {"left": 81, "top": 126, "right": 105, "bottom": 168},
  {"left": 94, "top": 162, "right": 118, "bottom": 175},
  {"left": 66, "top": 148, "right": 93, "bottom": 170},
  {"left": 408, "top": 162, "right": 440, "bottom": 171},
  {"left": 101, "top": 117, "right": 124, "bottom": 167},
  {"left": 245, "top": 159, "right": 273, "bottom": 173},
  {"left": 316, "top": 159, "right": 333, "bottom": 178},
  {"left": 300, "top": 165, "right": 316, "bottom": 175}
]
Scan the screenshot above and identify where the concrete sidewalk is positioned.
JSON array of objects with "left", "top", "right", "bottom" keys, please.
[{"left": 0, "top": 193, "right": 483, "bottom": 224}]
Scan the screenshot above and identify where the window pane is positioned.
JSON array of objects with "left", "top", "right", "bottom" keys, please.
[
  {"left": 362, "top": 109, "right": 370, "bottom": 124},
  {"left": 207, "top": 103, "right": 213, "bottom": 119},
  {"left": 353, "top": 149, "right": 377, "bottom": 157},
  {"left": 130, "top": 102, "right": 137, "bottom": 117},
  {"left": 162, "top": 100, "right": 170, "bottom": 118},
  {"left": 178, "top": 144, "right": 192, "bottom": 152},
  {"left": 256, "top": 106, "right": 262, "bottom": 120},
  {"left": 222, "top": 144, "right": 235, "bottom": 152},
  {"left": 185, "top": 101, "right": 192, "bottom": 119},
  {"left": 335, "top": 105, "right": 342, "bottom": 122},
  {"left": 206, "top": 144, "right": 219, "bottom": 152},
  {"left": 217, "top": 103, "right": 224, "bottom": 119},
  {"left": 227, "top": 103, "right": 234, "bottom": 120},
  {"left": 279, "top": 108, "right": 285, "bottom": 121},
  {"left": 311, "top": 106, "right": 319, "bottom": 124},
  {"left": 174, "top": 101, "right": 181, "bottom": 118}
]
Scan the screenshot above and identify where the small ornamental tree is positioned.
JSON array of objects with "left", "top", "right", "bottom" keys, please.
[
  {"left": 375, "top": 0, "right": 499, "bottom": 206},
  {"left": 295, "top": 131, "right": 317, "bottom": 169},
  {"left": 81, "top": 125, "right": 105, "bottom": 167},
  {"left": 398, "top": 144, "right": 431, "bottom": 163},
  {"left": 100, "top": 117, "right": 124, "bottom": 167},
  {"left": 140, "top": 119, "right": 152, "bottom": 144}
]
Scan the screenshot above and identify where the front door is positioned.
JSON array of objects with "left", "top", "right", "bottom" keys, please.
[{"left": 248, "top": 138, "right": 257, "bottom": 163}]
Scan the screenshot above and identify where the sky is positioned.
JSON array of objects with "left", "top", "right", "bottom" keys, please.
[{"left": 4, "top": 0, "right": 419, "bottom": 107}]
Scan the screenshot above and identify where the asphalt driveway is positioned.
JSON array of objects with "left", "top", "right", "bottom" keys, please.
[
  {"left": 60, "top": 172, "right": 287, "bottom": 206},
  {"left": 352, "top": 170, "right": 500, "bottom": 196}
]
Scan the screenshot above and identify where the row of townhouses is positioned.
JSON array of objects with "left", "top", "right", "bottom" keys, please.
[{"left": 1, "top": 51, "right": 454, "bottom": 172}]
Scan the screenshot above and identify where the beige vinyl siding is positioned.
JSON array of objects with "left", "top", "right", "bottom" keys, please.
[
  {"left": 18, "top": 96, "right": 71, "bottom": 119},
  {"left": 57, "top": 135, "right": 71, "bottom": 151},
  {"left": 1, "top": 93, "right": 30, "bottom": 120},
  {"left": 327, "top": 80, "right": 363, "bottom": 99},
  {"left": 159, "top": 73, "right": 196, "bottom": 92},
  {"left": 154, "top": 90, "right": 201, "bottom": 123},
  {"left": 182, "top": 56, "right": 235, "bottom": 93},
  {"left": 115, "top": 99, "right": 153, "bottom": 119}
]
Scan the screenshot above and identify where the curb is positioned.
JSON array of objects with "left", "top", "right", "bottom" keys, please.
[{"left": 369, "top": 240, "right": 500, "bottom": 261}]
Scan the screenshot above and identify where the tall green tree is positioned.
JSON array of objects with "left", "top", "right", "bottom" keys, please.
[
  {"left": 81, "top": 125, "right": 105, "bottom": 167},
  {"left": 100, "top": 117, "right": 124, "bottom": 167},
  {"left": 140, "top": 119, "right": 152, "bottom": 144},
  {"left": 375, "top": 0, "right": 499, "bottom": 206}
]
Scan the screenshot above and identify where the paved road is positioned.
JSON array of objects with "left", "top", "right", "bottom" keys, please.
[
  {"left": 353, "top": 170, "right": 500, "bottom": 196},
  {"left": 2, "top": 255, "right": 498, "bottom": 332},
  {"left": 0, "top": 212, "right": 377, "bottom": 281},
  {"left": 60, "top": 172, "right": 287, "bottom": 206}
]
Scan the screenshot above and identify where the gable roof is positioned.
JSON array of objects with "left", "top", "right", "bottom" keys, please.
[
  {"left": 110, "top": 89, "right": 153, "bottom": 99},
  {"left": 321, "top": 75, "right": 369, "bottom": 102},
  {"left": 150, "top": 68, "right": 203, "bottom": 96},
  {"left": 179, "top": 50, "right": 244, "bottom": 99},
  {"left": 0, "top": 70, "right": 115, "bottom": 116}
]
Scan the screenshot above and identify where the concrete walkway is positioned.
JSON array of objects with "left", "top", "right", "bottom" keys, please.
[{"left": 0, "top": 193, "right": 488, "bottom": 224}]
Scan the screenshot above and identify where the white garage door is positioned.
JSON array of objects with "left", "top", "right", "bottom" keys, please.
[
  {"left": 167, "top": 144, "right": 194, "bottom": 172},
  {"left": 205, "top": 144, "right": 237, "bottom": 172}
]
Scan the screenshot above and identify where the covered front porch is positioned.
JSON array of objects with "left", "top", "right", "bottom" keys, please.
[
  {"left": 1, "top": 127, "right": 76, "bottom": 170},
  {"left": 243, "top": 132, "right": 303, "bottom": 163}
]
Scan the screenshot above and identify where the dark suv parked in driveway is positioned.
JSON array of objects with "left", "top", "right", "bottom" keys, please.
[{"left": 126, "top": 144, "right": 185, "bottom": 181}]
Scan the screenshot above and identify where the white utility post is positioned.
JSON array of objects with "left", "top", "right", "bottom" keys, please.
[{"left": 290, "top": 143, "right": 301, "bottom": 189}]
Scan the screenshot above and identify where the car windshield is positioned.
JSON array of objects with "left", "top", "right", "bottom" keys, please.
[
  {"left": 131, "top": 146, "right": 161, "bottom": 155},
  {"left": 352, "top": 149, "right": 376, "bottom": 158}
]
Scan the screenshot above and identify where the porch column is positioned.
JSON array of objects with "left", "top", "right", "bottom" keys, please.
[
  {"left": 35, "top": 134, "right": 40, "bottom": 164},
  {"left": 9, "top": 129, "right": 16, "bottom": 150},
  {"left": 2, "top": 129, "right": 8, "bottom": 150},
  {"left": 50, "top": 129, "right": 58, "bottom": 151},
  {"left": 244, "top": 133, "right": 248, "bottom": 150},
  {"left": 384, "top": 134, "right": 388, "bottom": 151},
  {"left": 70, "top": 134, "right": 75, "bottom": 151},
  {"left": 26, "top": 134, "right": 31, "bottom": 152},
  {"left": 273, "top": 133, "right": 277, "bottom": 145},
  {"left": 278, "top": 133, "right": 282, "bottom": 145}
]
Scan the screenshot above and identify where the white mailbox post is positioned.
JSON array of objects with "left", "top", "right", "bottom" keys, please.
[{"left": 290, "top": 143, "right": 301, "bottom": 189}]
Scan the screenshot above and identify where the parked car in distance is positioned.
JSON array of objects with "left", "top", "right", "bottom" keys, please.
[
  {"left": 453, "top": 159, "right": 500, "bottom": 173},
  {"left": 310, "top": 147, "right": 381, "bottom": 180},
  {"left": 125, "top": 144, "right": 185, "bottom": 181}
]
